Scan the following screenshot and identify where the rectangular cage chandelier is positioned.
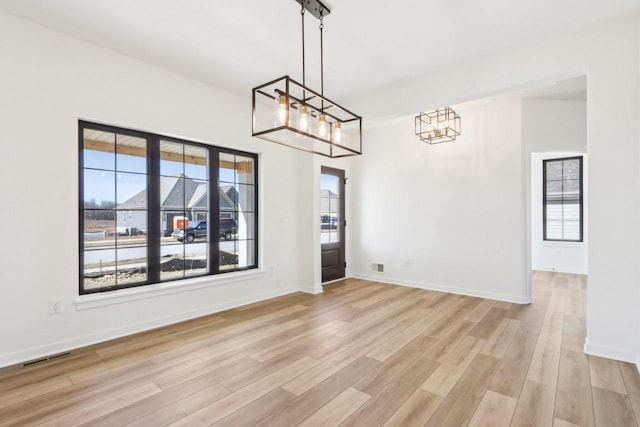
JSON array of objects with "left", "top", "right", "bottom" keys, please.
[
  {"left": 415, "top": 107, "right": 461, "bottom": 144},
  {"left": 251, "top": 0, "right": 362, "bottom": 158}
]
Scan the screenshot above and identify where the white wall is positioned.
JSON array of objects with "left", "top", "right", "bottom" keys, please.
[
  {"left": 522, "top": 99, "right": 587, "bottom": 153},
  {"left": 349, "top": 18, "right": 640, "bottom": 364},
  {"left": 351, "top": 99, "right": 528, "bottom": 303},
  {"left": 524, "top": 99, "right": 588, "bottom": 274},
  {"left": 0, "top": 12, "right": 316, "bottom": 367}
]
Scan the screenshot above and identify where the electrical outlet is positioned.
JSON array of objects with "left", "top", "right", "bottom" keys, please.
[
  {"left": 404, "top": 259, "right": 411, "bottom": 268},
  {"left": 49, "top": 298, "right": 62, "bottom": 315}
]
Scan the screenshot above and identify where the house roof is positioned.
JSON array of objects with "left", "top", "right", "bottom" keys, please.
[
  {"left": 162, "top": 175, "right": 200, "bottom": 209},
  {"left": 118, "top": 174, "right": 237, "bottom": 211},
  {"left": 320, "top": 189, "right": 338, "bottom": 198},
  {"left": 187, "top": 183, "right": 208, "bottom": 209},
  {"left": 219, "top": 185, "right": 236, "bottom": 210},
  {"left": 320, "top": 189, "right": 338, "bottom": 213}
]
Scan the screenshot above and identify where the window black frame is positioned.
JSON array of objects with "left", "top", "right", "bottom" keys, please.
[
  {"left": 78, "top": 120, "right": 259, "bottom": 295},
  {"left": 542, "top": 155, "right": 583, "bottom": 242}
]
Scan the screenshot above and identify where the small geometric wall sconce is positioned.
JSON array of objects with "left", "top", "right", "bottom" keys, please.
[{"left": 415, "top": 106, "right": 461, "bottom": 144}]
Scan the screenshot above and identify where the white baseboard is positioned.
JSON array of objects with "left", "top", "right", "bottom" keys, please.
[
  {"left": 584, "top": 337, "right": 639, "bottom": 365},
  {"left": 351, "top": 273, "right": 530, "bottom": 304},
  {"left": 299, "top": 275, "right": 357, "bottom": 294},
  {"left": 0, "top": 286, "right": 296, "bottom": 369},
  {"left": 298, "top": 287, "right": 324, "bottom": 295},
  {"left": 321, "top": 277, "right": 349, "bottom": 286},
  {"left": 532, "top": 265, "right": 588, "bottom": 275}
]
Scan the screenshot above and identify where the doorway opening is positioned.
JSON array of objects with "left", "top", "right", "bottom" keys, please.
[{"left": 516, "top": 75, "right": 587, "bottom": 300}]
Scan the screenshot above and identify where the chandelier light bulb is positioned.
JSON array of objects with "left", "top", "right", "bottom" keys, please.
[
  {"left": 318, "top": 113, "right": 329, "bottom": 139},
  {"left": 275, "top": 94, "right": 288, "bottom": 126},
  {"left": 333, "top": 121, "right": 342, "bottom": 143},
  {"left": 298, "top": 105, "right": 309, "bottom": 133}
]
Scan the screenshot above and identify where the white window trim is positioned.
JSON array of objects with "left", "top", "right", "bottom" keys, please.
[
  {"left": 75, "top": 269, "right": 265, "bottom": 310},
  {"left": 541, "top": 240, "right": 586, "bottom": 248}
]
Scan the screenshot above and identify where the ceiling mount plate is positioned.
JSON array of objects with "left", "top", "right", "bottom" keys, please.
[{"left": 295, "top": 0, "right": 330, "bottom": 20}]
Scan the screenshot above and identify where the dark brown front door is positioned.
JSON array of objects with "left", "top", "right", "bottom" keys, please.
[{"left": 321, "top": 167, "right": 345, "bottom": 283}]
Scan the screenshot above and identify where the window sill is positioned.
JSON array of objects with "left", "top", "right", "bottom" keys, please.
[
  {"left": 541, "top": 241, "right": 586, "bottom": 248},
  {"left": 75, "top": 269, "right": 265, "bottom": 310}
]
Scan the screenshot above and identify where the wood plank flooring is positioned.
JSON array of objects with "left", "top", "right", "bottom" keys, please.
[{"left": 1, "top": 271, "right": 639, "bottom": 426}]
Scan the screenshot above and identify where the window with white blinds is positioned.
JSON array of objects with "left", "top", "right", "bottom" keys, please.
[{"left": 543, "top": 156, "right": 583, "bottom": 242}]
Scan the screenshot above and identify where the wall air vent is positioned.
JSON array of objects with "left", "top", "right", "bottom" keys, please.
[
  {"left": 370, "top": 263, "right": 384, "bottom": 273},
  {"left": 22, "top": 352, "right": 71, "bottom": 368}
]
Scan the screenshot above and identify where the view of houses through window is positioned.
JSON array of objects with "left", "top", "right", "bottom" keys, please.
[
  {"left": 82, "top": 129, "right": 149, "bottom": 289},
  {"left": 219, "top": 152, "right": 257, "bottom": 271},
  {"left": 80, "top": 122, "right": 258, "bottom": 294}
]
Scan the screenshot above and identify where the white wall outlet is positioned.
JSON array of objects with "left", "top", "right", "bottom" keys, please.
[
  {"left": 404, "top": 259, "right": 411, "bottom": 268},
  {"left": 49, "top": 298, "right": 62, "bottom": 314}
]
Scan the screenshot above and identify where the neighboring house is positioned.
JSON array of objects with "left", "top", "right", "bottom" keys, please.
[
  {"left": 320, "top": 189, "right": 338, "bottom": 228},
  {"left": 117, "top": 174, "right": 238, "bottom": 234}
]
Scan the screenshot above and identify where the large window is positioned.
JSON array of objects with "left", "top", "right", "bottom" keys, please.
[
  {"left": 543, "top": 156, "right": 583, "bottom": 242},
  {"left": 79, "top": 121, "right": 258, "bottom": 294}
]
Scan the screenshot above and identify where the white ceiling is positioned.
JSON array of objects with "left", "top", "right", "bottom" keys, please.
[{"left": 0, "top": 0, "right": 635, "bottom": 109}]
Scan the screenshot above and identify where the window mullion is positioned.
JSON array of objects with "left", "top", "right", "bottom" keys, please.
[
  {"left": 147, "top": 136, "right": 161, "bottom": 283},
  {"left": 579, "top": 157, "right": 584, "bottom": 242},
  {"left": 78, "top": 125, "right": 85, "bottom": 294},
  {"left": 210, "top": 148, "right": 220, "bottom": 274},
  {"left": 543, "top": 160, "right": 548, "bottom": 240},
  {"left": 561, "top": 160, "right": 565, "bottom": 240}
]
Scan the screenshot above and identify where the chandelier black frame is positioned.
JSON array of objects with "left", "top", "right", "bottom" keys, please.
[
  {"left": 251, "top": 0, "right": 363, "bottom": 158},
  {"left": 415, "top": 107, "right": 461, "bottom": 144}
]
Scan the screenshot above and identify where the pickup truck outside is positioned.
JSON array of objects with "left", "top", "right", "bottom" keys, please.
[{"left": 172, "top": 219, "right": 238, "bottom": 243}]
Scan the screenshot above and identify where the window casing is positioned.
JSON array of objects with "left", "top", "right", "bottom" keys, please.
[
  {"left": 543, "top": 156, "right": 583, "bottom": 242},
  {"left": 79, "top": 121, "right": 258, "bottom": 294}
]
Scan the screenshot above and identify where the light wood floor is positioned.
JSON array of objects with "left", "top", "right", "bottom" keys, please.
[{"left": 1, "top": 272, "right": 639, "bottom": 426}]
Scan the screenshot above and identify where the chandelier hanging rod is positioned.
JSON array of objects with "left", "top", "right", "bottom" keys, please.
[{"left": 301, "top": 6, "right": 305, "bottom": 90}]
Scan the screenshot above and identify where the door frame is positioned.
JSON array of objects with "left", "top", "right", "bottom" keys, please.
[{"left": 320, "top": 166, "right": 346, "bottom": 283}]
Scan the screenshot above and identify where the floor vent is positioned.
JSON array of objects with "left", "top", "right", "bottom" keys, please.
[
  {"left": 23, "top": 352, "right": 71, "bottom": 368},
  {"left": 371, "top": 263, "right": 384, "bottom": 273}
]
